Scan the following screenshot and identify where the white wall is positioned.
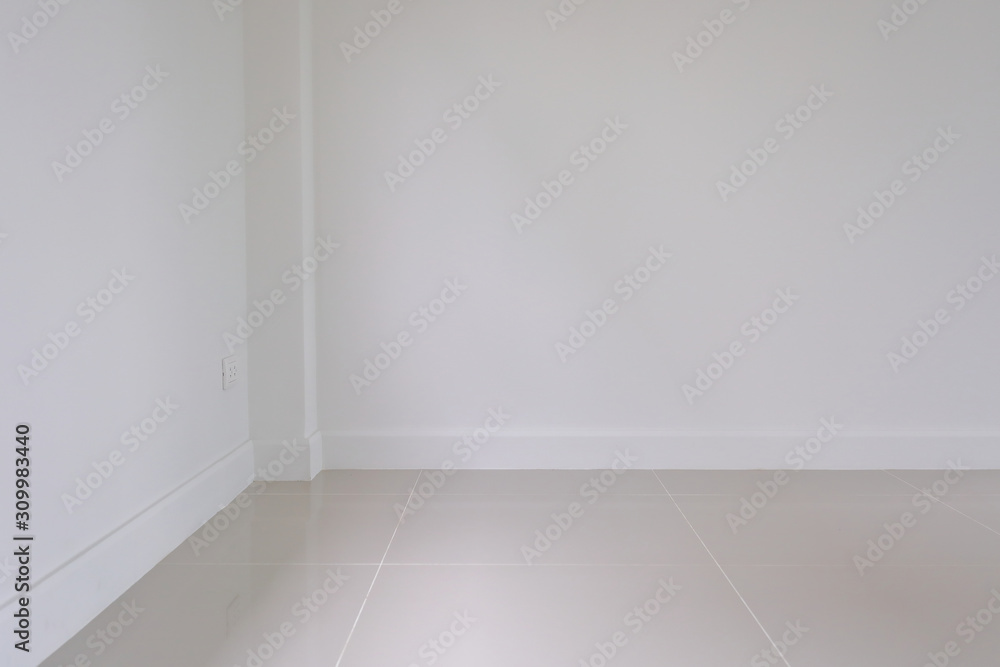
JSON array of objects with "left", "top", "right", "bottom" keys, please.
[
  {"left": 2, "top": 0, "right": 995, "bottom": 660},
  {"left": 244, "top": 0, "right": 325, "bottom": 481},
  {"left": 313, "top": 0, "right": 1000, "bottom": 468},
  {"left": 0, "top": 0, "right": 251, "bottom": 661}
]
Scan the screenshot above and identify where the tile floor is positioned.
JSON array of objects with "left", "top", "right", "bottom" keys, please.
[{"left": 42, "top": 470, "right": 1000, "bottom": 666}]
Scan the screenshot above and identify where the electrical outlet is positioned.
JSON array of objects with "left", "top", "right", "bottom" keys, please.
[{"left": 223, "top": 355, "right": 238, "bottom": 389}]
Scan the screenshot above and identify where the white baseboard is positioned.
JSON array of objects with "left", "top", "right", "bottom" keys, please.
[
  {"left": 321, "top": 431, "right": 1000, "bottom": 470},
  {"left": 8, "top": 440, "right": 254, "bottom": 665},
  {"left": 308, "top": 430, "right": 324, "bottom": 478},
  {"left": 253, "top": 431, "right": 322, "bottom": 481}
]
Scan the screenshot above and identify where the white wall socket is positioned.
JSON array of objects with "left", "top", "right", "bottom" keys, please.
[{"left": 222, "top": 355, "right": 238, "bottom": 389}]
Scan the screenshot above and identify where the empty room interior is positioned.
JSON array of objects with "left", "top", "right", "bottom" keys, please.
[{"left": 3, "top": 0, "right": 1000, "bottom": 665}]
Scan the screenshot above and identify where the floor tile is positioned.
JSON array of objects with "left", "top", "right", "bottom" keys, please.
[
  {"left": 930, "top": 496, "right": 1000, "bottom": 537},
  {"left": 259, "top": 469, "right": 421, "bottom": 495},
  {"left": 385, "top": 493, "right": 712, "bottom": 565},
  {"left": 337, "top": 564, "right": 771, "bottom": 667},
  {"left": 41, "top": 562, "right": 378, "bottom": 667},
  {"left": 42, "top": 470, "right": 1000, "bottom": 667},
  {"left": 727, "top": 565, "right": 1000, "bottom": 667},
  {"left": 163, "top": 493, "right": 408, "bottom": 564},
  {"left": 887, "top": 470, "right": 1000, "bottom": 496},
  {"left": 655, "top": 469, "right": 916, "bottom": 497},
  {"left": 424, "top": 468, "right": 666, "bottom": 495},
  {"left": 674, "top": 495, "right": 1000, "bottom": 566}
]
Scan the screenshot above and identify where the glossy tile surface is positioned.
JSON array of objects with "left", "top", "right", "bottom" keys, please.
[
  {"left": 336, "top": 564, "right": 770, "bottom": 667},
  {"left": 673, "top": 494, "right": 1000, "bottom": 566},
  {"left": 655, "top": 469, "right": 918, "bottom": 497},
  {"left": 726, "top": 565, "right": 1000, "bottom": 667},
  {"left": 162, "top": 492, "right": 411, "bottom": 564},
  {"left": 427, "top": 469, "right": 667, "bottom": 495},
  {"left": 384, "top": 493, "right": 712, "bottom": 565},
  {"left": 42, "top": 470, "right": 1000, "bottom": 667}
]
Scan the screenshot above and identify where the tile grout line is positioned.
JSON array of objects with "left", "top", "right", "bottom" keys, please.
[
  {"left": 882, "top": 470, "right": 1000, "bottom": 538},
  {"left": 651, "top": 471, "right": 793, "bottom": 667},
  {"left": 332, "top": 470, "right": 425, "bottom": 667}
]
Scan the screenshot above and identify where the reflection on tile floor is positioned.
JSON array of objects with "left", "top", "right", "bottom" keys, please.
[{"left": 42, "top": 469, "right": 1000, "bottom": 666}]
